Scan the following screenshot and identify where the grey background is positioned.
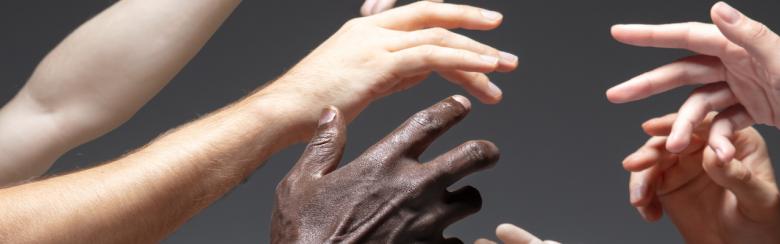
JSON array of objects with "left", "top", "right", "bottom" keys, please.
[{"left": 1, "top": 0, "right": 779, "bottom": 243}]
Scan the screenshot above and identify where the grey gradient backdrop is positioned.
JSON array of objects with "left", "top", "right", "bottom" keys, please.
[{"left": 1, "top": 0, "right": 779, "bottom": 243}]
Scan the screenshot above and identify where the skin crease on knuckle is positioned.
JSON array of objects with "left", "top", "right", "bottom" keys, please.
[{"left": 270, "top": 98, "right": 495, "bottom": 244}]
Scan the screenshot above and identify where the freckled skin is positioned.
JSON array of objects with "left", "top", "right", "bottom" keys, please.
[{"left": 271, "top": 97, "right": 499, "bottom": 244}]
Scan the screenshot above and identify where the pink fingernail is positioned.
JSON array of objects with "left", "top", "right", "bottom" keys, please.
[
  {"left": 452, "top": 95, "right": 472, "bottom": 110},
  {"left": 481, "top": 9, "right": 502, "bottom": 21},
  {"left": 631, "top": 183, "right": 646, "bottom": 203},
  {"left": 715, "top": 2, "right": 741, "bottom": 24},
  {"left": 318, "top": 108, "right": 336, "bottom": 126},
  {"left": 713, "top": 146, "right": 727, "bottom": 167},
  {"left": 499, "top": 51, "right": 518, "bottom": 64},
  {"left": 486, "top": 82, "right": 503, "bottom": 99}
]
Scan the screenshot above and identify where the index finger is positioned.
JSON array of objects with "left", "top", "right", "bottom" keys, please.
[
  {"left": 367, "top": 1, "right": 502, "bottom": 31},
  {"left": 611, "top": 22, "right": 741, "bottom": 57},
  {"left": 368, "top": 95, "right": 471, "bottom": 159}
]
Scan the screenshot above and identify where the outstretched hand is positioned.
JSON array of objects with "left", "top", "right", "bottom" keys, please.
[
  {"left": 263, "top": 1, "right": 517, "bottom": 142},
  {"left": 271, "top": 95, "right": 500, "bottom": 243},
  {"left": 623, "top": 113, "right": 780, "bottom": 243},
  {"left": 607, "top": 2, "right": 780, "bottom": 163}
]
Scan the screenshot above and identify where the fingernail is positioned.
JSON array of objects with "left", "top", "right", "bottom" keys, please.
[
  {"left": 716, "top": 2, "right": 741, "bottom": 24},
  {"left": 451, "top": 95, "right": 472, "bottom": 110},
  {"left": 480, "top": 55, "right": 500, "bottom": 65},
  {"left": 318, "top": 108, "right": 336, "bottom": 126},
  {"left": 631, "top": 183, "right": 644, "bottom": 203},
  {"left": 486, "top": 82, "right": 503, "bottom": 99},
  {"left": 499, "top": 51, "right": 518, "bottom": 64},
  {"left": 713, "top": 146, "right": 727, "bottom": 167},
  {"left": 481, "top": 9, "right": 503, "bottom": 21},
  {"left": 361, "top": 0, "right": 377, "bottom": 15}
]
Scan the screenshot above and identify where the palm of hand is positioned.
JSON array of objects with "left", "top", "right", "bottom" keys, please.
[{"left": 720, "top": 49, "right": 780, "bottom": 126}]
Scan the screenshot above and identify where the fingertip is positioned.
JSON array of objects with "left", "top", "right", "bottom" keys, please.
[
  {"left": 622, "top": 154, "right": 639, "bottom": 171},
  {"left": 318, "top": 106, "right": 338, "bottom": 126},
  {"left": 361, "top": 0, "right": 377, "bottom": 16},
  {"left": 475, "top": 239, "right": 497, "bottom": 244},
  {"left": 709, "top": 132, "right": 736, "bottom": 164},
  {"left": 711, "top": 1, "right": 741, "bottom": 25},
  {"left": 375, "top": 0, "right": 403, "bottom": 15},
  {"left": 496, "top": 223, "right": 520, "bottom": 236},
  {"left": 610, "top": 24, "right": 624, "bottom": 36},
  {"left": 610, "top": 24, "right": 637, "bottom": 41},
  {"left": 606, "top": 86, "right": 631, "bottom": 104},
  {"left": 712, "top": 143, "right": 735, "bottom": 166},
  {"left": 452, "top": 94, "right": 472, "bottom": 110},
  {"left": 480, "top": 9, "right": 504, "bottom": 25},
  {"left": 485, "top": 82, "right": 503, "bottom": 104},
  {"left": 629, "top": 184, "right": 644, "bottom": 206},
  {"left": 666, "top": 134, "right": 688, "bottom": 154}
]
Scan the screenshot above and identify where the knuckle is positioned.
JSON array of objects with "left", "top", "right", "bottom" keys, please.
[
  {"left": 418, "top": 45, "right": 438, "bottom": 57},
  {"left": 309, "top": 131, "right": 337, "bottom": 147},
  {"left": 752, "top": 23, "right": 771, "bottom": 40},
  {"left": 455, "top": 49, "right": 471, "bottom": 62},
  {"left": 428, "top": 27, "right": 450, "bottom": 44},
  {"left": 453, "top": 5, "right": 470, "bottom": 18},
  {"left": 410, "top": 111, "right": 443, "bottom": 133}
]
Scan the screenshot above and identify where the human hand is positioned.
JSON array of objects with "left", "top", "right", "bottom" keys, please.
[
  {"left": 474, "top": 224, "right": 560, "bottom": 244},
  {"left": 271, "top": 95, "right": 499, "bottom": 244},
  {"left": 607, "top": 2, "right": 780, "bottom": 163},
  {"left": 261, "top": 2, "right": 517, "bottom": 139},
  {"left": 623, "top": 113, "right": 780, "bottom": 243}
]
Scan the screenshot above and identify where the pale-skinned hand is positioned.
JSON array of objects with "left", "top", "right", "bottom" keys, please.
[
  {"left": 607, "top": 2, "right": 780, "bottom": 163},
  {"left": 623, "top": 113, "right": 780, "bottom": 244},
  {"left": 262, "top": 1, "right": 518, "bottom": 141}
]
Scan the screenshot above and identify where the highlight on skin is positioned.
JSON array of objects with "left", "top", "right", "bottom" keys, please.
[{"left": 272, "top": 96, "right": 500, "bottom": 243}]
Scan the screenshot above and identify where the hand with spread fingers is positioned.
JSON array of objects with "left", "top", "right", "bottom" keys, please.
[
  {"left": 607, "top": 1, "right": 780, "bottom": 163},
  {"left": 623, "top": 113, "right": 780, "bottom": 244},
  {"left": 475, "top": 224, "right": 560, "bottom": 244},
  {"left": 264, "top": 1, "right": 517, "bottom": 140},
  {"left": 271, "top": 96, "right": 499, "bottom": 244}
]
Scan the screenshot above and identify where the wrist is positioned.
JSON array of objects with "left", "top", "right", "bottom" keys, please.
[{"left": 245, "top": 82, "right": 326, "bottom": 145}]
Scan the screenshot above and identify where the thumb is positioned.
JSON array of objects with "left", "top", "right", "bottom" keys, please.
[
  {"left": 297, "top": 106, "right": 347, "bottom": 178},
  {"left": 702, "top": 146, "right": 776, "bottom": 219},
  {"left": 711, "top": 2, "right": 780, "bottom": 64}
]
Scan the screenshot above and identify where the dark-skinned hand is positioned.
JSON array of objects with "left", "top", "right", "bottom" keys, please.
[{"left": 271, "top": 95, "right": 499, "bottom": 244}]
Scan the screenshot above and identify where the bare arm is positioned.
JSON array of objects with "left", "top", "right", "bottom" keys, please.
[
  {"left": 0, "top": 2, "right": 515, "bottom": 242},
  {"left": 0, "top": 90, "right": 307, "bottom": 243},
  {"left": 0, "top": 0, "right": 241, "bottom": 185}
]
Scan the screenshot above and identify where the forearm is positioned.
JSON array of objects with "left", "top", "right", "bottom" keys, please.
[
  {"left": 26, "top": 0, "right": 240, "bottom": 138},
  {"left": 0, "top": 0, "right": 241, "bottom": 184},
  {"left": 0, "top": 89, "right": 316, "bottom": 243}
]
